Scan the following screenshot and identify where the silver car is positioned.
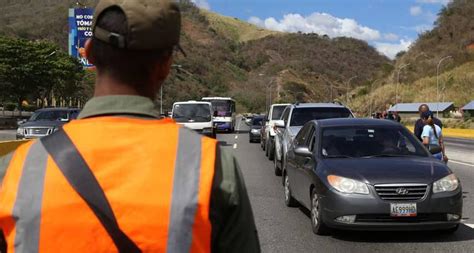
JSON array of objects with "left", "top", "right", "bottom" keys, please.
[{"left": 273, "top": 103, "right": 353, "bottom": 176}]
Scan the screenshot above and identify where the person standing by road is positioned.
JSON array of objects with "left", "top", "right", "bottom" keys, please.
[
  {"left": 414, "top": 104, "right": 443, "bottom": 142},
  {"left": 421, "top": 111, "right": 448, "bottom": 162},
  {"left": 0, "top": 1, "right": 260, "bottom": 252}
]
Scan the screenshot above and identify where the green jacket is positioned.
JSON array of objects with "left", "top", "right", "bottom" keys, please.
[{"left": 0, "top": 95, "right": 260, "bottom": 253}]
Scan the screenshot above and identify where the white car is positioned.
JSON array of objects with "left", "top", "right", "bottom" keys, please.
[
  {"left": 171, "top": 101, "right": 216, "bottom": 138},
  {"left": 262, "top": 103, "right": 290, "bottom": 160},
  {"left": 273, "top": 103, "right": 354, "bottom": 176}
]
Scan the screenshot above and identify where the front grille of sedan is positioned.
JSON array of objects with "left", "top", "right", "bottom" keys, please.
[
  {"left": 26, "top": 128, "right": 52, "bottom": 136},
  {"left": 374, "top": 184, "right": 428, "bottom": 201},
  {"left": 356, "top": 214, "right": 446, "bottom": 223}
]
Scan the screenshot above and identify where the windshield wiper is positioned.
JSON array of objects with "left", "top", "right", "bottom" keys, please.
[{"left": 323, "top": 155, "right": 354, "bottom": 159}]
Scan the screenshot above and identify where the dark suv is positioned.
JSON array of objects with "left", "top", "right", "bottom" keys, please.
[{"left": 16, "top": 108, "right": 81, "bottom": 139}]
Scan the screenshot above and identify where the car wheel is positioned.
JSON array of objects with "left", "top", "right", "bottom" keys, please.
[
  {"left": 265, "top": 139, "right": 270, "bottom": 157},
  {"left": 268, "top": 140, "right": 275, "bottom": 161},
  {"left": 274, "top": 150, "right": 282, "bottom": 176},
  {"left": 311, "top": 189, "right": 331, "bottom": 235},
  {"left": 284, "top": 173, "right": 298, "bottom": 207}
]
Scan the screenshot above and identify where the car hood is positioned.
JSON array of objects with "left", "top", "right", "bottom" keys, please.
[
  {"left": 321, "top": 157, "right": 451, "bottom": 185},
  {"left": 288, "top": 126, "right": 303, "bottom": 138},
  {"left": 20, "top": 121, "right": 65, "bottom": 128}
]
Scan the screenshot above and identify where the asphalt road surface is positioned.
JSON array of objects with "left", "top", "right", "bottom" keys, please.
[
  {"left": 0, "top": 130, "right": 15, "bottom": 141},
  {"left": 218, "top": 118, "right": 474, "bottom": 253}
]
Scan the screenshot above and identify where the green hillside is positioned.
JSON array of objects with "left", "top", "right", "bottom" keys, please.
[
  {"left": 0, "top": 0, "right": 390, "bottom": 112},
  {"left": 350, "top": 0, "right": 474, "bottom": 116}
]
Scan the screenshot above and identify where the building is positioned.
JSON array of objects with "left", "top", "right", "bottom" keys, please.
[
  {"left": 388, "top": 102, "right": 455, "bottom": 118},
  {"left": 462, "top": 100, "right": 474, "bottom": 118}
]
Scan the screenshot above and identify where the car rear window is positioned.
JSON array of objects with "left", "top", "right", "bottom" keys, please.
[
  {"left": 290, "top": 108, "right": 352, "bottom": 126},
  {"left": 172, "top": 104, "right": 212, "bottom": 123},
  {"left": 252, "top": 117, "right": 263, "bottom": 126},
  {"left": 272, "top": 106, "right": 287, "bottom": 120}
]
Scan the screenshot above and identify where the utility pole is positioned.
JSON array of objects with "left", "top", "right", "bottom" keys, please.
[
  {"left": 436, "top": 56, "right": 453, "bottom": 118},
  {"left": 369, "top": 79, "right": 382, "bottom": 117},
  {"left": 345, "top": 76, "right": 358, "bottom": 105},
  {"left": 396, "top": 63, "right": 410, "bottom": 105}
]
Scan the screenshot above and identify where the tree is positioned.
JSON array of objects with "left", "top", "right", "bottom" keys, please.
[{"left": 0, "top": 36, "right": 85, "bottom": 109}]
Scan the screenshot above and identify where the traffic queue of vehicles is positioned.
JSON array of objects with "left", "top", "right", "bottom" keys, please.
[
  {"left": 252, "top": 102, "right": 462, "bottom": 235},
  {"left": 17, "top": 97, "right": 238, "bottom": 140}
]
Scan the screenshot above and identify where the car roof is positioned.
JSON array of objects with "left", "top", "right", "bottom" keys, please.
[
  {"left": 292, "top": 103, "right": 347, "bottom": 109},
  {"left": 36, "top": 107, "right": 79, "bottom": 112},
  {"left": 272, "top": 103, "right": 291, "bottom": 107},
  {"left": 314, "top": 118, "right": 402, "bottom": 128},
  {"left": 173, "top": 101, "right": 211, "bottom": 105}
]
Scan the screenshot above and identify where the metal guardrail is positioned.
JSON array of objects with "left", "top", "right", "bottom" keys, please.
[{"left": 0, "top": 140, "right": 29, "bottom": 157}]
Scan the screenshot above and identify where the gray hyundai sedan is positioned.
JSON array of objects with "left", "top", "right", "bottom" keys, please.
[{"left": 283, "top": 118, "right": 462, "bottom": 235}]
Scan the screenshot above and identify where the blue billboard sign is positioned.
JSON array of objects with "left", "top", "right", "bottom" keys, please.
[{"left": 68, "top": 8, "right": 94, "bottom": 68}]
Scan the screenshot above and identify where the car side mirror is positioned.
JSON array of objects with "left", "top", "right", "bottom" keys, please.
[
  {"left": 429, "top": 146, "right": 442, "bottom": 155},
  {"left": 274, "top": 120, "right": 285, "bottom": 128},
  {"left": 295, "top": 146, "right": 313, "bottom": 158}
]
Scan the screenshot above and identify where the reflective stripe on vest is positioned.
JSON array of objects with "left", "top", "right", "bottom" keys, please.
[{"left": 0, "top": 118, "right": 216, "bottom": 252}]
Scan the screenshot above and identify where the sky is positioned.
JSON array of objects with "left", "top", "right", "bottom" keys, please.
[{"left": 190, "top": 0, "right": 451, "bottom": 59}]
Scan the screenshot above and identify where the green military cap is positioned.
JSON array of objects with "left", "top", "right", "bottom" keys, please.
[{"left": 93, "top": 0, "right": 184, "bottom": 53}]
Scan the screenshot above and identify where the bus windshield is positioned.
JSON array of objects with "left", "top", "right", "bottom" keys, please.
[{"left": 203, "top": 99, "right": 236, "bottom": 117}]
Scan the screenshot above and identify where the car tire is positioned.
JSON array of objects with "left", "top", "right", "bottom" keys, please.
[
  {"left": 274, "top": 150, "right": 282, "bottom": 176},
  {"left": 268, "top": 139, "right": 275, "bottom": 161},
  {"left": 284, "top": 173, "right": 298, "bottom": 207},
  {"left": 311, "top": 189, "right": 331, "bottom": 235},
  {"left": 265, "top": 139, "right": 270, "bottom": 157}
]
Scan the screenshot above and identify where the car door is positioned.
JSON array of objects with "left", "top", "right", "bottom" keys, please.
[
  {"left": 276, "top": 107, "right": 291, "bottom": 161},
  {"left": 300, "top": 127, "right": 318, "bottom": 209},
  {"left": 292, "top": 124, "right": 315, "bottom": 202}
]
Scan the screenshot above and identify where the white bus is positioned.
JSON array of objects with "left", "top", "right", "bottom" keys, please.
[{"left": 202, "top": 97, "right": 236, "bottom": 132}]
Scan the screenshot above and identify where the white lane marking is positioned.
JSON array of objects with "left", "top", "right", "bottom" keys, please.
[
  {"left": 235, "top": 135, "right": 238, "bottom": 139},
  {"left": 450, "top": 160, "right": 474, "bottom": 167},
  {"left": 464, "top": 223, "right": 474, "bottom": 229},
  {"left": 233, "top": 143, "right": 238, "bottom": 149}
]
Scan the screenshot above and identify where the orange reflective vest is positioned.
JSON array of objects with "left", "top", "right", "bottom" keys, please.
[{"left": 0, "top": 117, "right": 217, "bottom": 253}]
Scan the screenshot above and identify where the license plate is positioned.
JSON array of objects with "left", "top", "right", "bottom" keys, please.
[{"left": 390, "top": 203, "right": 417, "bottom": 217}]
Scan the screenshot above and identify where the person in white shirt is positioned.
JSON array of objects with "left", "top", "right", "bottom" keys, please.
[{"left": 421, "top": 111, "right": 448, "bottom": 162}]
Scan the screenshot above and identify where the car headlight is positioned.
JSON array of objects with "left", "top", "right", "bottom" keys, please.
[
  {"left": 17, "top": 127, "right": 24, "bottom": 135},
  {"left": 433, "top": 174, "right": 459, "bottom": 193},
  {"left": 327, "top": 175, "right": 369, "bottom": 195},
  {"left": 251, "top": 129, "right": 260, "bottom": 134}
]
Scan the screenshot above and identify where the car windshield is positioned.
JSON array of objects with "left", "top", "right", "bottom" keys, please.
[
  {"left": 29, "top": 110, "right": 69, "bottom": 122},
  {"left": 272, "top": 106, "right": 287, "bottom": 120},
  {"left": 252, "top": 117, "right": 263, "bottom": 126},
  {"left": 321, "top": 126, "right": 429, "bottom": 159},
  {"left": 172, "top": 104, "right": 212, "bottom": 123},
  {"left": 290, "top": 108, "right": 352, "bottom": 126}
]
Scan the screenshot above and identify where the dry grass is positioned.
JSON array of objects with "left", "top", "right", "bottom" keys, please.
[
  {"left": 350, "top": 61, "right": 474, "bottom": 116},
  {"left": 201, "top": 10, "right": 280, "bottom": 42}
]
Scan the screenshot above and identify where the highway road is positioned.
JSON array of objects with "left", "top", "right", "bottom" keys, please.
[
  {"left": 0, "top": 130, "right": 15, "bottom": 141},
  {"left": 0, "top": 120, "right": 474, "bottom": 252},
  {"left": 218, "top": 118, "right": 474, "bottom": 253}
]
